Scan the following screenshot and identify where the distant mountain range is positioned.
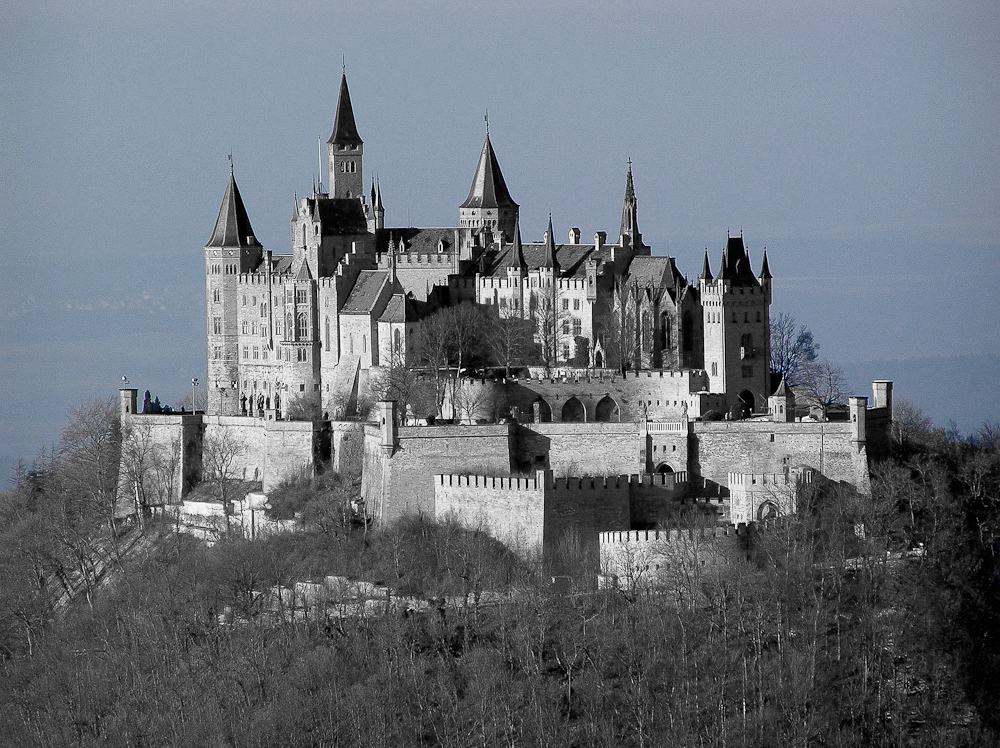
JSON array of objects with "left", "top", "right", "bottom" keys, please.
[{"left": 843, "top": 353, "right": 1000, "bottom": 439}]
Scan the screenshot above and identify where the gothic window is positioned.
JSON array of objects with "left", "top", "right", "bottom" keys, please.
[
  {"left": 562, "top": 320, "right": 570, "bottom": 335},
  {"left": 295, "top": 289, "right": 307, "bottom": 304},
  {"left": 295, "top": 313, "right": 307, "bottom": 340},
  {"left": 562, "top": 299, "right": 569, "bottom": 311},
  {"left": 260, "top": 303, "right": 267, "bottom": 318},
  {"left": 562, "top": 343, "right": 570, "bottom": 360},
  {"left": 213, "top": 346, "right": 220, "bottom": 360},
  {"left": 394, "top": 328, "right": 402, "bottom": 352},
  {"left": 661, "top": 314, "right": 672, "bottom": 349},
  {"left": 212, "top": 316, "right": 222, "bottom": 335},
  {"left": 362, "top": 335, "right": 367, "bottom": 353},
  {"left": 285, "top": 314, "right": 292, "bottom": 337},
  {"left": 572, "top": 318, "right": 582, "bottom": 336},
  {"left": 212, "top": 288, "right": 221, "bottom": 303},
  {"left": 242, "top": 321, "right": 249, "bottom": 335},
  {"left": 573, "top": 298, "right": 580, "bottom": 310},
  {"left": 711, "top": 362, "right": 718, "bottom": 376}
]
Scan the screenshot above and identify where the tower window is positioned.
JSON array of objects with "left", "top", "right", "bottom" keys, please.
[
  {"left": 212, "top": 317, "right": 222, "bottom": 335},
  {"left": 296, "top": 313, "right": 307, "bottom": 340}
]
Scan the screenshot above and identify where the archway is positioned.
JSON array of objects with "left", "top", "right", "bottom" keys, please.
[
  {"left": 595, "top": 395, "right": 619, "bottom": 422},
  {"left": 561, "top": 397, "right": 585, "bottom": 422},
  {"left": 738, "top": 389, "right": 755, "bottom": 417},
  {"left": 594, "top": 351, "right": 604, "bottom": 369},
  {"left": 533, "top": 397, "right": 552, "bottom": 423},
  {"left": 757, "top": 500, "right": 779, "bottom": 521},
  {"left": 655, "top": 463, "right": 674, "bottom": 475}
]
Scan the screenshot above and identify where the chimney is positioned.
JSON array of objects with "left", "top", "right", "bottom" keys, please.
[
  {"left": 594, "top": 231, "right": 606, "bottom": 251},
  {"left": 568, "top": 227, "right": 581, "bottom": 244}
]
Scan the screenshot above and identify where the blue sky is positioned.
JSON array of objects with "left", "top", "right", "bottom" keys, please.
[{"left": 2, "top": 1, "right": 999, "bottom": 476}]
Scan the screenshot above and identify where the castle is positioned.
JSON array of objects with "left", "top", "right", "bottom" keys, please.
[{"left": 118, "top": 73, "right": 894, "bottom": 575}]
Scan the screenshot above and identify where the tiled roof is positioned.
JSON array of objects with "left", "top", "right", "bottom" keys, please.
[
  {"left": 378, "top": 293, "right": 418, "bottom": 323},
  {"left": 483, "top": 241, "right": 615, "bottom": 278},
  {"left": 341, "top": 270, "right": 389, "bottom": 314},
  {"left": 205, "top": 173, "right": 262, "bottom": 248},
  {"left": 720, "top": 236, "right": 760, "bottom": 286}
]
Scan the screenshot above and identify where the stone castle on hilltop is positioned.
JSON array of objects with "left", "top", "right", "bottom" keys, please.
[
  {"left": 205, "top": 73, "right": 772, "bottom": 423},
  {"left": 118, "top": 73, "right": 894, "bottom": 573}
]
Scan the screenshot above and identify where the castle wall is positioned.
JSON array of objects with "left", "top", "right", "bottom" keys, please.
[
  {"left": 435, "top": 471, "right": 546, "bottom": 554},
  {"left": 728, "top": 468, "right": 814, "bottom": 525},
  {"left": 629, "top": 471, "right": 689, "bottom": 528},
  {"left": 691, "top": 421, "right": 867, "bottom": 493},
  {"left": 599, "top": 526, "right": 745, "bottom": 590},
  {"left": 364, "top": 423, "right": 515, "bottom": 523},
  {"left": 514, "top": 422, "right": 641, "bottom": 477},
  {"left": 118, "top": 412, "right": 203, "bottom": 508},
  {"left": 544, "top": 475, "right": 631, "bottom": 563}
]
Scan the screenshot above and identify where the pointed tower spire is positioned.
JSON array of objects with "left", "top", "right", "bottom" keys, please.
[
  {"left": 327, "top": 73, "right": 364, "bottom": 199},
  {"left": 759, "top": 249, "right": 772, "bottom": 280},
  {"left": 542, "top": 213, "right": 558, "bottom": 269},
  {"left": 460, "top": 129, "right": 518, "bottom": 241},
  {"left": 206, "top": 171, "right": 262, "bottom": 248},
  {"left": 369, "top": 177, "right": 376, "bottom": 209},
  {"left": 513, "top": 215, "right": 527, "bottom": 276},
  {"left": 700, "top": 249, "right": 713, "bottom": 281},
  {"left": 619, "top": 159, "right": 642, "bottom": 249}
]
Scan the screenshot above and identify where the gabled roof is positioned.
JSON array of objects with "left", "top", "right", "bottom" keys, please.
[
  {"left": 482, "top": 240, "right": 615, "bottom": 279},
  {"left": 460, "top": 134, "right": 518, "bottom": 210},
  {"left": 341, "top": 270, "right": 390, "bottom": 315},
  {"left": 378, "top": 293, "right": 419, "bottom": 323},
  {"left": 206, "top": 173, "right": 262, "bottom": 248},
  {"left": 626, "top": 256, "right": 671, "bottom": 288},
  {"left": 327, "top": 74, "right": 363, "bottom": 146}
]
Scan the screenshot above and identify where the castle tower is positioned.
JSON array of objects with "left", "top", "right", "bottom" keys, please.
[
  {"left": 459, "top": 129, "right": 518, "bottom": 243},
  {"left": 373, "top": 177, "right": 385, "bottom": 230},
  {"left": 699, "top": 236, "right": 771, "bottom": 414},
  {"left": 327, "top": 73, "right": 364, "bottom": 199},
  {"left": 205, "top": 169, "right": 263, "bottom": 415}
]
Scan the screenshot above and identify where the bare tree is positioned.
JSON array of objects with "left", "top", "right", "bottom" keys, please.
[
  {"left": 201, "top": 429, "right": 248, "bottom": 533},
  {"left": 801, "top": 359, "right": 850, "bottom": 420},
  {"left": 892, "top": 397, "right": 934, "bottom": 446},
  {"left": 369, "top": 343, "right": 420, "bottom": 423},
  {"left": 483, "top": 305, "right": 531, "bottom": 377},
  {"left": 598, "top": 277, "right": 641, "bottom": 374},
  {"left": 59, "top": 396, "right": 121, "bottom": 531},
  {"left": 770, "top": 311, "right": 819, "bottom": 386}
]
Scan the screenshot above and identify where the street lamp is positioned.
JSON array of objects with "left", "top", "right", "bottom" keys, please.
[{"left": 191, "top": 377, "right": 199, "bottom": 414}]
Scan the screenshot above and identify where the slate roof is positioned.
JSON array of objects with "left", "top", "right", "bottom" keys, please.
[
  {"left": 482, "top": 241, "right": 615, "bottom": 278},
  {"left": 315, "top": 197, "right": 369, "bottom": 235},
  {"left": 719, "top": 236, "right": 760, "bottom": 286},
  {"left": 327, "top": 74, "right": 363, "bottom": 146},
  {"left": 341, "top": 270, "right": 390, "bottom": 314},
  {"left": 378, "top": 293, "right": 419, "bottom": 323},
  {"left": 376, "top": 227, "right": 459, "bottom": 255},
  {"left": 460, "top": 134, "right": 518, "bottom": 209},
  {"left": 206, "top": 173, "right": 262, "bottom": 248}
]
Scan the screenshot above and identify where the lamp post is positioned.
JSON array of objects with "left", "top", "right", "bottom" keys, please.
[{"left": 191, "top": 377, "right": 199, "bottom": 414}]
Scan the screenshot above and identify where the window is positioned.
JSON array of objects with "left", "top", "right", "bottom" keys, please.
[
  {"left": 241, "top": 321, "right": 249, "bottom": 335},
  {"left": 213, "top": 346, "right": 221, "bottom": 360},
  {"left": 252, "top": 323, "right": 258, "bottom": 335},
  {"left": 757, "top": 311, "right": 762, "bottom": 322},
  {"left": 562, "top": 320, "right": 570, "bottom": 335},
  {"left": 572, "top": 318, "right": 582, "bottom": 336},
  {"left": 212, "top": 316, "right": 222, "bottom": 335},
  {"left": 260, "top": 303, "right": 267, "bottom": 318},
  {"left": 362, "top": 335, "right": 367, "bottom": 353},
  {"left": 253, "top": 347, "right": 259, "bottom": 360},
  {"left": 500, "top": 297, "right": 507, "bottom": 308},
  {"left": 213, "top": 288, "right": 221, "bottom": 303},
  {"left": 562, "top": 299, "right": 569, "bottom": 311},
  {"left": 296, "top": 313, "right": 307, "bottom": 340},
  {"left": 711, "top": 362, "right": 718, "bottom": 376},
  {"left": 295, "top": 289, "right": 307, "bottom": 304},
  {"left": 394, "top": 329, "right": 401, "bottom": 351},
  {"left": 242, "top": 345, "right": 249, "bottom": 359},
  {"left": 325, "top": 317, "right": 330, "bottom": 350},
  {"left": 562, "top": 343, "right": 570, "bottom": 360}
]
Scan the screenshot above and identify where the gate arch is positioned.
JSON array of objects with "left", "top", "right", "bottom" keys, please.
[
  {"left": 561, "top": 397, "right": 585, "bottom": 422},
  {"left": 595, "top": 395, "right": 620, "bottom": 422}
]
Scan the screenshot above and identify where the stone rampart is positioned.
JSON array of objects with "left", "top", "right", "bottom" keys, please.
[
  {"left": 599, "top": 526, "right": 745, "bottom": 589},
  {"left": 515, "top": 422, "right": 641, "bottom": 476},
  {"left": 691, "top": 421, "right": 867, "bottom": 494},
  {"left": 118, "top": 412, "right": 203, "bottom": 509},
  {"left": 435, "top": 471, "right": 546, "bottom": 554},
  {"left": 728, "top": 468, "right": 815, "bottom": 525}
]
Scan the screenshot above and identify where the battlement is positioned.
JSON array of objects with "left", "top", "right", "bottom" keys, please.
[
  {"left": 436, "top": 473, "right": 541, "bottom": 491},
  {"left": 379, "top": 252, "right": 456, "bottom": 266},
  {"left": 599, "top": 525, "right": 738, "bottom": 546},
  {"left": 646, "top": 420, "right": 686, "bottom": 433},
  {"left": 434, "top": 471, "right": 689, "bottom": 493},
  {"left": 727, "top": 469, "right": 813, "bottom": 489}
]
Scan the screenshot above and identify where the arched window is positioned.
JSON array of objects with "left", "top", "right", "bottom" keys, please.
[
  {"left": 325, "top": 317, "right": 330, "bottom": 350},
  {"left": 661, "top": 313, "right": 672, "bottom": 349},
  {"left": 362, "top": 335, "right": 367, "bottom": 353},
  {"left": 296, "top": 312, "right": 307, "bottom": 340},
  {"left": 393, "top": 328, "right": 401, "bottom": 351},
  {"left": 349, "top": 334, "right": 354, "bottom": 354}
]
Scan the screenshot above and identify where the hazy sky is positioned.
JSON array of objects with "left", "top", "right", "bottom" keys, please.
[{"left": 3, "top": 1, "right": 999, "bottom": 475}]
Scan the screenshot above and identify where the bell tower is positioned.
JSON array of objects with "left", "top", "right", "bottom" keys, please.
[{"left": 327, "top": 73, "right": 364, "bottom": 199}]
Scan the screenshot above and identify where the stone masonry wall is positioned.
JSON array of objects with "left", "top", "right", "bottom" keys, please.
[
  {"left": 514, "top": 422, "right": 642, "bottom": 477},
  {"left": 691, "top": 421, "right": 867, "bottom": 494},
  {"left": 435, "top": 472, "right": 546, "bottom": 554},
  {"left": 544, "top": 475, "right": 631, "bottom": 564}
]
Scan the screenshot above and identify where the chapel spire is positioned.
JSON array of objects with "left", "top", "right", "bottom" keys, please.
[
  {"left": 618, "top": 159, "right": 642, "bottom": 250},
  {"left": 542, "top": 213, "right": 558, "bottom": 270},
  {"left": 513, "top": 214, "right": 527, "bottom": 276}
]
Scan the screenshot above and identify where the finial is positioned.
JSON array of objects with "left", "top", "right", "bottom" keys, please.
[
  {"left": 485, "top": 108, "right": 489, "bottom": 136},
  {"left": 627, "top": 156, "right": 632, "bottom": 171},
  {"left": 342, "top": 55, "right": 345, "bottom": 75},
  {"left": 228, "top": 151, "right": 233, "bottom": 175}
]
